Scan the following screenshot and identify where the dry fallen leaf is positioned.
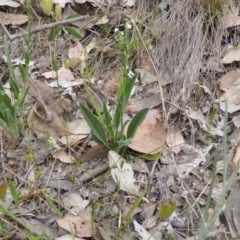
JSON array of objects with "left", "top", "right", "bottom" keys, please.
[
  {"left": 53, "top": 0, "right": 73, "bottom": 7},
  {"left": 128, "top": 118, "right": 166, "bottom": 154},
  {"left": 166, "top": 127, "right": 185, "bottom": 155},
  {"left": 221, "top": 43, "right": 240, "bottom": 64},
  {"left": 42, "top": 66, "right": 74, "bottom": 81},
  {"left": 217, "top": 85, "right": 240, "bottom": 105},
  {"left": 0, "top": 0, "right": 20, "bottom": 7},
  {"left": 52, "top": 150, "right": 76, "bottom": 163},
  {"left": 68, "top": 41, "right": 96, "bottom": 71},
  {"left": 222, "top": 14, "right": 240, "bottom": 28},
  {"left": 122, "top": 0, "right": 135, "bottom": 7},
  {"left": 62, "top": 192, "right": 89, "bottom": 214},
  {"left": 27, "top": 102, "right": 70, "bottom": 140},
  {"left": 56, "top": 234, "right": 84, "bottom": 240},
  {"left": 58, "top": 119, "right": 90, "bottom": 145},
  {"left": 219, "top": 101, "right": 240, "bottom": 113},
  {"left": 109, "top": 151, "right": 139, "bottom": 196},
  {"left": 74, "top": 144, "right": 109, "bottom": 162},
  {"left": 194, "top": 82, "right": 212, "bottom": 95},
  {"left": 57, "top": 215, "right": 96, "bottom": 238},
  {"left": 129, "top": 94, "right": 162, "bottom": 112},
  {"left": 133, "top": 220, "right": 157, "bottom": 240},
  {"left": 0, "top": 11, "right": 28, "bottom": 25},
  {"left": 224, "top": 181, "right": 240, "bottom": 235},
  {"left": 219, "top": 69, "right": 240, "bottom": 91}
]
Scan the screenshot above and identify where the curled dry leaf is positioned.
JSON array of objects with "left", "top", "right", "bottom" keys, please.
[
  {"left": 194, "top": 82, "right": 212, "bottom": 95},
  {"left": 57, "top": 215, "right": 97, "bottom": 238},
  {"left": 27, "top": 102, "right": 70, "bottom": 140}
]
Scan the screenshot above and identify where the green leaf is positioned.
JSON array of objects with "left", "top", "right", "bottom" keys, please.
[
  {"left": 103, "top": 102, "right": 114, "bottom": 139},
  {"left": 9, "top": 182, "right": 20, "bottom": 206},
  {"left": 117, "top": 138, "right": 132, "bottom": 148},
  {"left": 0, "top": 81, "right": 4, "bottom": 91},
  {"left": 9, "top": 78, "right": 19, "bottom": 100},
  {"left": 140, "top": 153, "right": 160, "bottom": 161},
  {"left": 127, "top": 108, "right": 149, "bottom": 139},
  {"left": 0, "top": 119, "right": 11, "bottom": 133},
  {"left": 0, "top": 205, "right": 16, "bottom": 220},
  {"left": 124, "top": 74, "right": 138, "bottom": 106},
  {"left": 18, "top": 86, "right": 30, "bottom": 106},
  {"left": 91, "top": 131, "right": 105, "bottom": 145},
  {"left": 19, "top": 64, "right": 27, "bottom": 82},
  {"left": 24, "top": 52, "right": 30, "bottom": 66},
  {"left": 4, "top": 36, "right": 16, "bottom": 85},
  {"left": 51, "top": 54, "right": 58, "bottom": 72},
  {"left": 48, "top": 25, "right": 63, "bottom": 41},
  {"left": 0, "top": 181, "right": 7, "bottom": 200},
  {"left": 80, "top": 103, "right": 108, "bottom": 146},
  {"left": 42, "top": 191, "right": 63, "bottom": 218},
  {"left": 114, "top": 101, "right": 122, "bottom": 129},
  {"left": 65, "top": 27, "right": 82, "bottom": 39},
  {"left": 66, "top": 13, "right": 80, "bottom": 19},
  {"left": 158, "top": 199, "right": 177, "bottom": 220}
]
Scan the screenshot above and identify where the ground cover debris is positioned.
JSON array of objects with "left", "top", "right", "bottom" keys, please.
[{"left": 1, "top": 0, "right": 240, "bottom": 239}]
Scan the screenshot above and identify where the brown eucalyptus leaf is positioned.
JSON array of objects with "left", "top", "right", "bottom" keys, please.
[{"left": 128, "top": 118, "right": 166, "bottom": 154}]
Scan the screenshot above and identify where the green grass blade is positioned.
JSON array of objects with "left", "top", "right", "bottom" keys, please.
[
  {"left": 9, "top": 182, "right": 20, "bottom": 206},
  {"left": 41, "top": 191, "right": 63, "bottom": 218},
  {"left": 114, "top": 101, "right": 122, "bottom": 129},
  {"left": 103, "top": 101, "right": 114, "bottom": 139},
  {"left": 80, "top": 103, "right": 108, "bottom": 146},
  {"left": 0, "top": 205, "right": 16, "bottom": 220},
  {"left": 65, "top": 27, "right": 82, "bottom": 39},
  {"left": 48, "top": 25, "right": 63, "bottom": 41},
  {"left": 124, "top": 74, "right": 138, "bottom": 107}
]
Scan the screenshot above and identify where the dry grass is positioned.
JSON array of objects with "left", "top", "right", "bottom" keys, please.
[{"left": 153, "top": 0, "right": 227, "bottom": 105}]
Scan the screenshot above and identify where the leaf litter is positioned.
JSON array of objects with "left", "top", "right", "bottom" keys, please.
[{"left": 1, "top": 0, "right": 240, "bottom": 239}]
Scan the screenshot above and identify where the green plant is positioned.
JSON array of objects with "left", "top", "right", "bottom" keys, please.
[
  {"left": 0, "top": 1, "right": 32, "bottom": 139},
  {"left": 80, "top": 74, "right": 148, "bottom": 154},
  {"left": 80, "top": 21, "right": 149, "bottom": 154}
]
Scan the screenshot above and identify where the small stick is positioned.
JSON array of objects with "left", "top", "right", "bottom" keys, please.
[{"left": 0, "top": 15, "right": 91, "bottom": 42}]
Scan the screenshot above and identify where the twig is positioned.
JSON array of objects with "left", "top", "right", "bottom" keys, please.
[{"left": 0, "top": 15, "right": 90, "bottom": 42}]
